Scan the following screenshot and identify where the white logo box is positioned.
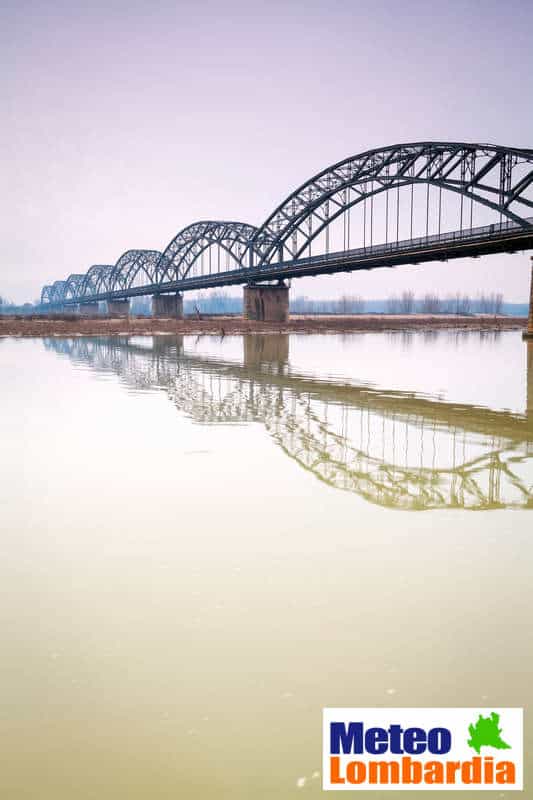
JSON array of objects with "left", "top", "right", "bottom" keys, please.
[{"left": 323, "top": 708, "right": 523, "bottom": 791}]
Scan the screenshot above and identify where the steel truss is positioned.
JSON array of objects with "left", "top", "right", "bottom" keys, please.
[{"left": 40, "top": 142, "right": 533, "bottom": 306}]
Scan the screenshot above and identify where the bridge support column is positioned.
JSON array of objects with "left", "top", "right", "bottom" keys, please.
[
  {"left": 107, "top": 299, "right": 130, "bottom": 317},
  {"left": 152, "top": 293, "right": 183, "bottom": 318},
  {"left": 526, "top": 337, "right": 533, "bottom": 424},
  {"left": 525, "top": 256, "right": 533, "bottom": 339},
  {"left": 79, "top": 302, "right": 99, "bottom": 316},
  {"left": 243, "top": 283, "right": 289, "bottom": 323}
]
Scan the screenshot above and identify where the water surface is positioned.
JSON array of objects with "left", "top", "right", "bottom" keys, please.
[{"left": 1, "top": 332, "right": 532, "bottom": 798}]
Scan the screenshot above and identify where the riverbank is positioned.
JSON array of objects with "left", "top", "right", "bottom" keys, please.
[{"left": 0, "top": 313, "right": 527, "bottom": 337}]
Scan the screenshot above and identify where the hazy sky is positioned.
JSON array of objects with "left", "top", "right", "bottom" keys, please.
[{"left": 2, "top": 0, "right": 532, "bottom": 303}]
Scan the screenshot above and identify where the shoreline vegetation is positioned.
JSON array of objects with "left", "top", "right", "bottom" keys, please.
[
  {"left": 0, "top": 313, "right": 527, "bottom": 337},
  {"left": 0, "top": 291, "right": 529, "bottom": 319}
]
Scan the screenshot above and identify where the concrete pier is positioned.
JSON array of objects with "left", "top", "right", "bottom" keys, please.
[
  {"left": 525, "top": 256, "right": 533, "bottom": 339},
  {"left": 243, "top": 283, "right": 289, "bottom": 323},
  {"left": 152, "top": 293, "right": 183, "bottom": 318},
  {"left": 107, "top": 299, "right": 130, "bottom": 317},
  {"left": 79, "top": 302, "right": 99, "bottom": 316},
  {"left": 526, "top": 337, "right": 533, "bottom": 416}
]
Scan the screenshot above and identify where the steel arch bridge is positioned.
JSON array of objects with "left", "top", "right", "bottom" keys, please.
[{"left": 40, "top": 142, "right": 533, "bottom": 308}]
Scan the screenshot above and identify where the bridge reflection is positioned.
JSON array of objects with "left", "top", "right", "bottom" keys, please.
[{"left": 45, "top": 336, "right": 533, "bottom": 511}]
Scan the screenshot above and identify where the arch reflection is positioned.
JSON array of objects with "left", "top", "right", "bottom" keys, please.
[{"left": 44, "top": 335, "right": 533, "bottom": 511}]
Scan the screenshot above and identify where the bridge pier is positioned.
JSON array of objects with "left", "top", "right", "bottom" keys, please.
[
  {"left": 107, "top": 299, "right": 130, "bottom": 317},
  {"left": 152, "top": 293, "right": 183, "bottom": 318},
  {"left": 79, "top": 302, "right": 99, "bottom": 316},
  {"left": 526, "top": 340, "right": 533, "bottom": 424},
  {"left": 525, "top": 256, "right": 533, "bottom": 339},
  {"left": 243, "top": 283, "right": 289, "bottom": 323}
]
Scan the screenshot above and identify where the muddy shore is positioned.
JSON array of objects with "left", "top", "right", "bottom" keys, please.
[{"left": 0, "top": 313, "right": 527, "bottom": 337}]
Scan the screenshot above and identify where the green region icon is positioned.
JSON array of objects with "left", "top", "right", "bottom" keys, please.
[{"left": 467, "top": 712, "right": 511, "bottom": 754}]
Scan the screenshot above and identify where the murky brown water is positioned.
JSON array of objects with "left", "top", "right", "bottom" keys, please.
[{"left": 1, "top": 332, "right": 532, "bottom": 798}]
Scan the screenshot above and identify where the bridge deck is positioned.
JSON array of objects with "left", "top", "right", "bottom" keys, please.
[{"left": 59, "top": 219, "right": 533, "bottom": 305}]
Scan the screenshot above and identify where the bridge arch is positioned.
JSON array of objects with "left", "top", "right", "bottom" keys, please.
[
  {"left": 63, "top": 274, "right": 86, "bottom": 300},
  {"left": 79, "top": 265, "right": 115, "bottom": 299},
  {"left": 158, "top": 221, "right": 261, "bottom": 281},
  {"left": 108, "top": 250, "right": 166, "bottom": 292},
  {"left": 41, "top": 285, "right": 54, "bottom": 304},
  {"left": 249, "top": 142, "right": 533, "bottom": 266},
  {"left": 37, "top": 141, "right": 533, "bottom": 306},
  {"left": 48, "top": 280, "right": 67, "bottom": 304}
]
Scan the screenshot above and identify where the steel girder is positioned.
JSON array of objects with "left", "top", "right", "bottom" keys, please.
[
  {"left": 249, "top": 142, "right": 533, "bottom": 266},
  {"left": 108, "top": 250, "right": 166, "bottom": 292},
  {"left": 80, "top": 265, "right": 115, "bottom": 298},
  {"left": 63, "top": 274, "right": 86, "bottom": 300},
  {"left": 158, "top": 221, "right": 260, "bottom": 281},
  {"left": 39, "top": 141, "right": 533, "bottom": 304},
  {"left": 48, "top": 280, "right": 67, "bottom": 304},
  {"left": 41, "top": 285, "right": 54, "bottom": 304}
]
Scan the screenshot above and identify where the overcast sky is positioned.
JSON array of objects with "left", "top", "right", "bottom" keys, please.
[{"left": 2, "top": 0, "right": 532, "bottom": 303}]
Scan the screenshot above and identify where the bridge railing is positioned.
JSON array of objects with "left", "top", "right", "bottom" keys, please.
[
  {"left": 40, "top": 215, "right": 533, "bottom": 305},
  {"left": 271, "top": 215, "right": 533, "bottom": 270}
]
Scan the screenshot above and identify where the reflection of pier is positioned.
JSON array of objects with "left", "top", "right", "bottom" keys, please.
[
  {"left": 528, "top": 342, "right": 533, "bottom": 416},
  {"left": 45, "top": 335, "right": 533, "bottom": 511}
]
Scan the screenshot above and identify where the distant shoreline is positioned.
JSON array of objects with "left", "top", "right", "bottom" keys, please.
[{"left": 0, "top": 314, "right": 527, "bottom": 338}]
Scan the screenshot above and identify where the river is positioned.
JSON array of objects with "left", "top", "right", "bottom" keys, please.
[{"left": 1, "top": 331, "right": 532, "bottom": 798}]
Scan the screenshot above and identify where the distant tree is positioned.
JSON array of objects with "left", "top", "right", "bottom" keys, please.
[
  {"left": 350, "top": 295, "right": 365, "bottom": 314},
  {"left": 477, "top": 292, "right": 504, "bottom": 314},
  {"left": 339, "top": 295, "right": 349, "bottom": 314},
  {"left": 338, "top": 294, "right": 365, "bottom": 314},
  {"left": 386, "top": 295, "right": 400, "bottom": 314},
  {"left": 457, "top": 294, "right": 472, "bottom": 314},
  {"left": 131, "top": 296, "right": 152, "bottom": 316},
  {"left": 478, "top": 293, "right": 491, "bottom": 313},
  {"left": 420, "top": 293, "right": 442, "bottom": 313},
  {"left": 184, "top": 290, "right": 242, "bottom": 315},
  {"left": 398, "top": 290, "right": 415, "bottom": 313},
  {"left": 450, "top": 293, "right": 461, "bottom": 314}
]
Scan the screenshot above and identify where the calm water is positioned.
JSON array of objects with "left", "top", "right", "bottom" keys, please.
[{"left": 1, "top": 331, "right": 532, "bottom": 799}]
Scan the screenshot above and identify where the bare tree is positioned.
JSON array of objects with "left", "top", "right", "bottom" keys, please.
[
  {"left": 350, "top": 295, "right": 365, "bottom": 314},
  {"left": 342, "top": 294, "right": 365, "bottom": 314},
  {"left": 451, "top": 293, "right": 461, "bottom": 314},
  {"left": 494, "top": 292, "right": 504, "bottom": 314},
  {"left": 398, "top": 290, "right": 415, "bottom": 313},
  {"left": 478, "top": 292, "right": 504, "bottom": 314},
  {"left": 478, "top": 293, "right": 491, "bottom": 313},
  {"left": 456, "top": 294, "right": 472, "bottom": 315},
  {"left": 420, "top": 293, "right": 442, "bottom": 313},
  {"left": 386, "top": 295, "right": 400, "bottom": 314}
]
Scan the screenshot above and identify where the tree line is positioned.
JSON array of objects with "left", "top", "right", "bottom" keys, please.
[
  {"left": 0, "top": 289, "right": 514, "bottom": 316},
  {"left": 385, "top": 291, "right": 504, "bottom": 315}
]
